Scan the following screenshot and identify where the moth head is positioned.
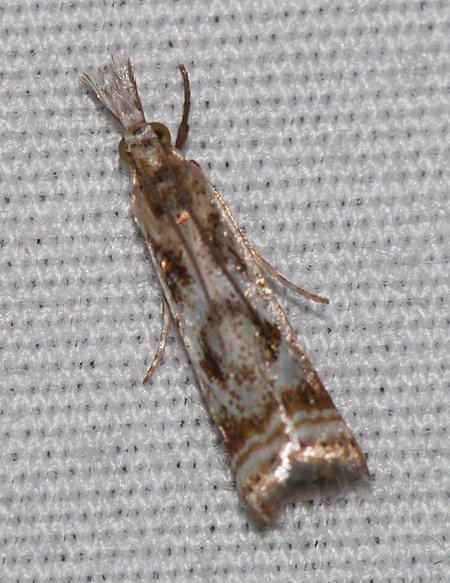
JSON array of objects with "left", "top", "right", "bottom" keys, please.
[
  {"left": 148, "top": 122, "right": 171, "bottom": 145},
  {"left": 119, "top": 122, "right": 172, "bottom": 165}
]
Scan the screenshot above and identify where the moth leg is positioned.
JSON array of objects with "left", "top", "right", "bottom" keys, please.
[
  {"left": 212, "top": 188, "right": 329, "bottom": 305},
  {"left": 251, "top": 248, "right": 329, "bottom": 304},
  {"left": 175, "top": 64, "right": 191, "bottom": 151},
  {"left": 143, "top": 296, "right": 171, "bottom": 384}
]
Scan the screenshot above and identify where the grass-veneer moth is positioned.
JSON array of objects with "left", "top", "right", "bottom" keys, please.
[{"left": 81, "top": 58, "right": 369, "bottom": 522}]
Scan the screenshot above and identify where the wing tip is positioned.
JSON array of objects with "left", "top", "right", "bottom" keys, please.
[{"left": 238, "top": 423, "right": 370, "bottom": 523}]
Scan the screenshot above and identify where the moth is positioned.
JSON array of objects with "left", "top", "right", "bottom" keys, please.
[{"left": 81, "top": 58, "right": 369, "bottom": 522}]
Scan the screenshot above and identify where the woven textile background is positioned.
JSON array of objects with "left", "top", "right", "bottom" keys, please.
[{"left": 1, "top": 1, "right": 449, "bottom": 581}]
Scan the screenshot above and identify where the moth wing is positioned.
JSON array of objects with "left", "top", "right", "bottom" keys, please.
[{"left": 132, "top": 154, "right": 369, "bottom": 521}]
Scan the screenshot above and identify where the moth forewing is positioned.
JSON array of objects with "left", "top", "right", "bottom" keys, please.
[{"left": 82, "top": 58, "right": 369, "bottom": 522}]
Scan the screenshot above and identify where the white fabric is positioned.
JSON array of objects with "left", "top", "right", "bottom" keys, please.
[{"left": 1, "top": 1, "right": 449, "bottom": 581}]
